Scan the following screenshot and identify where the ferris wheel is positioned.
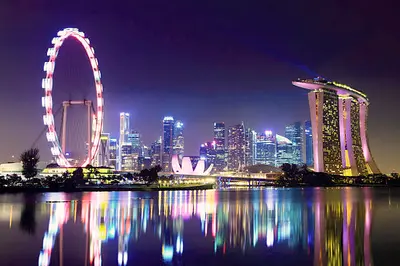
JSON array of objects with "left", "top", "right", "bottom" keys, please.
[{"left": 42, "top": 28, "right": 104, "bottom": 167}]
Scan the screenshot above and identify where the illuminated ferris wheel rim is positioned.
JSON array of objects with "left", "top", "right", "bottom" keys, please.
[{"left": 42, "top": 28, "right": 104, "bottom": 167}]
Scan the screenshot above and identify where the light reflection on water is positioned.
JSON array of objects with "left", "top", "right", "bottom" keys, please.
[{"left": 0, "top": 187, "right": 398, "bottom": 265}]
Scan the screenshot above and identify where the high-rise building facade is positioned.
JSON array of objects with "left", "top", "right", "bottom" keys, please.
[
  {"left": 199, "top": 141, "right": 216, "bottom": 169},
  {"left": 142, "top": 145, "right": 150, "bottom": 158},
  {"left": 162, "top": 117, "right": 175, "bottom": 172},
  {"left": 173, "top": 121, "right": 184, "bottom": 160},
  {"left": 213, "top": 122, "right": 226, "bottom": 172},
  {"left": 109, "top": 138, "right": 118, "bottom": 169},
  {"left": 276, "top": 134, "right": 293, "bottom": 166},
  {"left": 293, "top": 77, "right": 380, "bottom": 175},
  {"left": 119, "top": 112, "right": 130, "bottom": 145},
  {"left": 151, "top": 137, "right": 162, "bottom": 167},
  {"left": 128, "top": 130, "right": 141, "bottom": 171},
  {"left": 128, "top": 131, "right": 141, "bottom": 153},
  {"left": 120, "top": 144, "right": 133, "bottom": 171},
  {"left": 228, "top": 123, "right": 246, "bottom": 171},
  {"left": 199, "top": 143, "right": 208, "bottom": 159},
  {"left": 95, "top": 133, "right": 110, "bottom": 167},
  {"left": 285, "top": 122, "right": 304, "bottom": 165},
  {"left": 304, "top": 120, "right": 313, "bottom": 167},
  {"left": 118, "top": 112, "right": 130, "bottom": 170},
  {"left": 245, "top": 128, "right": 256, "bottom": 166},
  {"left": 138, "top": 156, "right": 152, "bottom": 171},
  {"left": 254, "top": 131, "right": 276, "bottom": 166}
]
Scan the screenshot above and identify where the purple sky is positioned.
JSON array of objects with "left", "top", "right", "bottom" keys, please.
[{"left": 0, "top": 1, "right": 399, "bottom": 172}]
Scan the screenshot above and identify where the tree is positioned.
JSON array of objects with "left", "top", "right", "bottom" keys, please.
[
  {"left": 72, "top": 167, "right": 84, "bottom": 182},
  {"left": 86, "top": 164, "right": 96, "bottom": 179},
  {"left": 303, "top": 172, "right": 333, "bottom": 186},
  {"left": 139, "top": 165, "right": 162, "bottom": 186},
  {"left": 125, "top": 172, "right": 134, "bottom": 181},
  {"left": 0, "top": 176, "right": 7, "bottom": 188},
  {"left": 139, "top": 169, "right": 151, "bottom": 183},
  {"left": 278, "top": 163, "right": 302, "bottom": 186},
  {"left": 25, "top": 177, "right": 42, "bottom": 188},
  {"left": 391, "top": 172, "right": 399, "bottom": 179},
  {"left": 65, "top": 167, "right": 85, "bottom": 189},
  {"left": 20, "top": 148, "right": 40, "bottom": 179},
  {"left": 8, "top": 174, "right": 22, "bottom": 186},
  {"left": 62, "top": 171, "right": 70, "bottom": 179},
  {"left": 43, "top": 175, "right": 60, "bottom": 189}
]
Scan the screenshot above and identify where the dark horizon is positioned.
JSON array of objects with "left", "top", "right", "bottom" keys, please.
[{"left": 0, "top": 1, "right": 399, "bottom": 173}]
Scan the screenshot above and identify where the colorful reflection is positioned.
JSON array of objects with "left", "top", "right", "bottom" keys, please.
[
  {"left": 12, "top": 188, "right": 375, "bottom": 265},
  {"left": 38, "top": 195, "right": 70, "bottom": 266}
]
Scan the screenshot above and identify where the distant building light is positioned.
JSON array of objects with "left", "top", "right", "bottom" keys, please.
[
  {"left": 175, "top": 121, "right": 183, "bottom": 128},
  {"left": 265, "top": 130, "right": 273, "bottom": 136},
  {"left": 163, "top": 116, "right": 174, "bottom": 121}
]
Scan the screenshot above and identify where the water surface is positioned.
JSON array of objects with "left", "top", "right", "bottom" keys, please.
[{"left": 0, "top": 187, "right": 399, "bottom": 266}]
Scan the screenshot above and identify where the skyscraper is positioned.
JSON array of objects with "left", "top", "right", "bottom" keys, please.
[
  {"left": 199, "top": 141, "right": 216, "bottom": 169},
  {"left": 304, "top": 120, "right": 313, "bottom": 167},
  {"left": 118, "top": 112, "right": 130, "bottom": 170},
  {"left": 162, "top": 116, "right": 175, "bottom": 172},
  {"left": 142, "top": 145, "right": 150, "bottom": 158},
  {"left": 128, "top": 130, "right": 141, "bottom": 171},
  {"left": 285, "top": 122, "right": 304, "bottom": 165},
  {"left": 293, "top": 77, "right": 380, "bottom": 175},
  {"left": 151, "top": 137, "right": 162, "bottom": 167},
  {"left": 120, "top": 144, "right": 133, "bottom": 171},
  {"left": 245, "top": 128, "right": 256, "bottom": 166},
  {"left": 173, "top": 120, "right": 184, "bottom": 159},
  {"left": 119, "top": 112, "right": 130, "bottom": 145},
  {"left": 128, "top": 131, "right": 141, "bottom": 153},
  {"left": 95, "top": 133, "right": 110, "bottom": 167},
  {"left": 254, "top": 130, "right": 276, "bottom": 166},
  {"left": 213, "top": 122, "right": 226, "bottom": 172},
  {"left": 228, "top": 123, "right": 246, "bottom": 171},
  {"left": 109, "top": 138, "right": 118, "bottom": 169},
  {"left": 138, "top": 156, "right": 152, "bottom": 171},
  {"left": 276, "top": 134, "right": 293, "bottom": 166}
]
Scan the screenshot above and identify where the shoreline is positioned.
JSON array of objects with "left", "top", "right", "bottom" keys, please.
[
  {"left": 0, "top": 183, "right": 399, "bottom": 194},
  {"left": 0, "top": 183, "right": 216, "bottom": 194}
]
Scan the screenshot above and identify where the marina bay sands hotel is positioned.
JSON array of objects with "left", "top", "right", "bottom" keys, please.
[{"left": 293, "top": 77, "right": 380, "bottom": 176}]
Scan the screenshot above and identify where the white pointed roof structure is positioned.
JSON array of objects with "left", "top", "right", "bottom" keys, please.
[{"left": 171, "top": 155, "right": 213, "bottom": 175}]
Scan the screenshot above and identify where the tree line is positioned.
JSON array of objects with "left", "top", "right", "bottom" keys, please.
[
  {"left": 3, "top": 148, "right": 400, "bottom": 189},
  {"left": 278, "top": 163, "right": 400, "bottom": 186}
]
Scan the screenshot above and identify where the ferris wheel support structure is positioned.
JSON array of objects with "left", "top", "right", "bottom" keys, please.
[{"left": 60, "top": 100, "right": 93, "bottom": 161}]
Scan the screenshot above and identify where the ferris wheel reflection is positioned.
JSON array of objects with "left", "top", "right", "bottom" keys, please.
[{"left": 38, "top": 197, "right": 69, "bottom": 266}]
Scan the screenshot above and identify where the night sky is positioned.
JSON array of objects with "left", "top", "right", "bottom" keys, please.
[{"left": 0, "top": 1, "right": 399, "bottom": 172}]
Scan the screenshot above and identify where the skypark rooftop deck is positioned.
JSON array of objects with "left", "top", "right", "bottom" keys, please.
[{"left": 293, "top": 77, "right": 369, "bottom": 103}]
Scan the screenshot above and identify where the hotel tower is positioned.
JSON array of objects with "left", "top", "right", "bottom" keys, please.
[{"left": 293, "top": 77, "right": 380, "bottom": 176}]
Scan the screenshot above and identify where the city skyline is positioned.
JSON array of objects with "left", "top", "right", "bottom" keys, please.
[
  {"left": 0, "top": 1, "right": 399, "bottom": 173},
  {"left": 105, "top": 112, "right": 313, "bottom": 172}
]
